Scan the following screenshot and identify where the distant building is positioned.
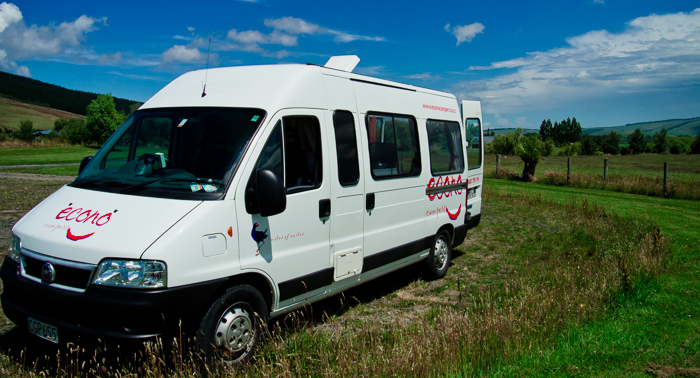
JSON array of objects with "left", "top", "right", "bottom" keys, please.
[{"left": 33, "top": 130, "right": 53, "bottom": 137}]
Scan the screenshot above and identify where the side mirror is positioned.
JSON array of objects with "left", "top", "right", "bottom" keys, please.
[
  {"left": 78, "top": 156, "right": 92, "bottom": 175},
  {"left": 255, "top": 169, "right": 286, "bottom": 217}
]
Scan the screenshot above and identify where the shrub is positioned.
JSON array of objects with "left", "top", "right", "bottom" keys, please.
[
  {"left": 17, "top": 119, "right": 34, "bottom": 141},
  {"left": 59, "top": 118, "right": 88, "bottom": 144}
]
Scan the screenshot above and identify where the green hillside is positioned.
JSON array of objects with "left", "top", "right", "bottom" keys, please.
[
  {"left": 490, "top": 116, "right": 700, "bottom": 137},
  {"left": 0, "top": 98, "right": 82, "bottom": 131},
  {"left": 0, "top": 70, "right": 139, "bottom": 116},
  {"left": 584, "top": 117, "right": 700, "bottom": 137}
]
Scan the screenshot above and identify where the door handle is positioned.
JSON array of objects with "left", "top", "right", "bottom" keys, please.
[
  {"left": 366, "top": 193, "right": 375, "bottom": 210},
  {"left": 319, "top": 199, "right": 331, "bottom": 218}
]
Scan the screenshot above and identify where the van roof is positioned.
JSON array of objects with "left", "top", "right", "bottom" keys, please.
[{"left": 140, "top": 62, "right": 455, "bottom": 111}]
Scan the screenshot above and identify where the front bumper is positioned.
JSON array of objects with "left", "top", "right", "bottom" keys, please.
[{"left": 0, "top": 257, "right": 227, "bottom": 342}]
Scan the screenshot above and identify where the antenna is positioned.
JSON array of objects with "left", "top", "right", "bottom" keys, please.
[{"left": 202, "top": 38, "right": 211, "bottom": 98}]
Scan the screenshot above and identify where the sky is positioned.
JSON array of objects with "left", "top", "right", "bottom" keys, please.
[{"left": 1, "top": 0, "right": 699, "bottom": 130}]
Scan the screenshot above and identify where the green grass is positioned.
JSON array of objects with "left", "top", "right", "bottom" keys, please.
[
  {"left": 0, "top": 145, "right": 96, "bottom": 166},
  {"left": 0, "top": 100, "right": 59, "bottom": 131},
  {"left": 0, "top": 166, "right": 79, "bottom": 176},
  {"left": 490, "top": 153, "right": 700, "bottom": 179},
  {"left": 485, "top": 180, "right": 700, "bottom": 377},
  {"left": 490, "top": 153, "right": 700, "bottom": 200},
  {"left": 0, "top": 175, "right": 693, "bottom": 377}
]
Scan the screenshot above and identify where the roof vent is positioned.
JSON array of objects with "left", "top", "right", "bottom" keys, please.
[{"left": 324, "top": 55, "right": 360, "bottom": 73}]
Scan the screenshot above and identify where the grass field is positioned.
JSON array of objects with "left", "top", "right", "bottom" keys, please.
[
  {"left": 0, "top": 173, "right": 695, "bottom": 377},
  {"left": 0, "top": 145, "right": 96, "bottom": 167},
  {"left": 0, "top": 98, "right": 83, "bottom": 132},
  {"left": 490, "top": 153, "right": 700, "bottom": 200}
]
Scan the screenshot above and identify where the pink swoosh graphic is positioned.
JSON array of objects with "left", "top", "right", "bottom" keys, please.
[
  {"left": 66, "top": 228, "right": 94, "bottom": 241},
  {"left": 446, "top": 204, "right": 461, "bottom": 220}
]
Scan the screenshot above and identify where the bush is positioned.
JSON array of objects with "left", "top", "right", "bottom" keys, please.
[
  {"left": 691, "top": 133, "right": 700, "bottom": 154},
  {"left": 17, "top": 119, "right": 34, "bottom": 141},
  {"left": 59, "top": 118, "right": 88, "bottom": 144}
]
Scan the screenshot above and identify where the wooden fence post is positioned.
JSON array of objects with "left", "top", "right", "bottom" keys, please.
[
  {"left": 567, "top": 157, "right": 571, "bottom": 185},
  {"left": 604, "top": 158, "right": 609, "bottom": 180},
  {"left": 496, "top": 154, "right": 501, "bottom": 174},
  {"left": 664, "top": 162, "right": 668, "bottom": 196}
]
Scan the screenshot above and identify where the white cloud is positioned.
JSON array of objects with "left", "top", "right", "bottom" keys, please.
[
  {"left": 162, "top": 45, "right": 202, "bottom": 63},
  {"left": 445, "top": 22, "right": 485, "bottom": 46},
  {"left": 0, "top": 2, "right": 21, "bottom": 33},
  {"left": 263, "top": 16, "right": 385, "bottom": 43},
  {"left": 452, "top": 8, "right": 700, "bottom": 117},
  {"left": 227, "top": 29, "right": 298, "bottom": 46},
  {"left": 98, "top": 51, "right": 122, "bottom": 65},
  {"left": 0, "top": 3, "right": 107, "bottom": 74},
  {"left": 405, "top": 72, "right": 440, "bottom": 81}
]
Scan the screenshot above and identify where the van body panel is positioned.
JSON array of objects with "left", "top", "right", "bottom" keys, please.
[
  {"left": 140, "top": 200, "right": 239, "bottom": 287},
  {"left": 13, "top": 186, "right": 201, "bottom": 264},
  {"left": 235, "top": 108, "right": 332, "bottom": 310},
  {"left": 142, "top": 65, "right": 327, "bottom": 113}
]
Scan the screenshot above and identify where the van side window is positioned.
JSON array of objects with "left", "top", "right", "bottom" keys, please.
[
  {"left": 465, "top": 118, "right": 483, "bottom": 170},
  {"left": 283, "top": 116, "right": 322, "bottom": 194},
  {"left": 332, "top": 110, "right": 360, "bottom": 186},
  {"left": 366, "top": 113, "right": 421, "bottom": 178},
  {"left": 256, "top": 121, "right": 283, "bottom": 178},
  {"left": 426, "top": 120, "right": 464, "bottom": 175},
  {"left": 246, "top": 121, "right": 283, "bottom": 214}
]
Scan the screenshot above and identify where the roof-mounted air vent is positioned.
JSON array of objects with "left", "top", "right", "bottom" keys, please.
[{"left": 324, "top": 55, "right": 360, "bottom": 73}]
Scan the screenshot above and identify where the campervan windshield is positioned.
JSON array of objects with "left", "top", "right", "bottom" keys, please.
[{"left": 71, "top": 107, "right": 265, "bottom": 199}]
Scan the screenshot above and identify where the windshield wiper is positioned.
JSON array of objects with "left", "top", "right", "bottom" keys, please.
[
  {"left": 71, "top": 179, "right": 127, "bottom": 188},
  {"left": 120, "top": 178, "right": 222, "bottom": 194}
]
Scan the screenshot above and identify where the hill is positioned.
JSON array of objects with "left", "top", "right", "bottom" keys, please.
[
  {"left": 489, "top": 117, "right": 700, "bottom": 138},
  {"left": 0, "top": 70, "right": 140, "bottom": 116},
  {"left": 0, "top": 98, "right": 83, "bottom": 131},
  {"left": 584, "top": 117, "right": 700, "bottom": 137}
]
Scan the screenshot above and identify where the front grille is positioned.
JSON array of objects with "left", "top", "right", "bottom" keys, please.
[{"left": 20, "top": 250, "right": 95, "bottom": 291}]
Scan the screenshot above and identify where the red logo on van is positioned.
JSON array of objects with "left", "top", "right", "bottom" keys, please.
[
  {"left": 55, "top": 205, "right": 115, "bottom": 241},
  {"left": 446, "top": 204, "right": 461, "bottom": 220},
  {"left": 427, "top": 175, "right": 464, "bottom": 201}
]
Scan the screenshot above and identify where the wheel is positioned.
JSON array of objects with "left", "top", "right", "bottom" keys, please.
[
  {"left": 196, "top": 285, "right": 267, "bottom": 366},
  {"left": 424, "top": 230, "right": 452, "bottom": 280}
]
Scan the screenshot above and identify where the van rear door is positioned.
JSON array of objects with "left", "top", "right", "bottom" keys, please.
[{"left": 461, "top": 100, "right": 484, "bottom": 227}]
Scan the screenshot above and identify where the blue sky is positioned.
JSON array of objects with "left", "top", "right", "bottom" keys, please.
[{"left": 1, "top": 0, "right": 699, "bottom": 130}]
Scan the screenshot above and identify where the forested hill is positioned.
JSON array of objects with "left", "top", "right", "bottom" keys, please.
[{"left": 0, "top": 71, "right": 140, "bottom": 116}]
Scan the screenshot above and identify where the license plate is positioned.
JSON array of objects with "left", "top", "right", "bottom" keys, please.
[
  {"left": 28, "top": 317, "right": 58, "bottom": 343},
  {"left": 468, "top": 188, "right": 477, "bottom": 199}
]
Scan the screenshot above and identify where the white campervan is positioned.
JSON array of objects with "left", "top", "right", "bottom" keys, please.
[{"left": 2, "top": 56, "right": 484, "bottom": 363}]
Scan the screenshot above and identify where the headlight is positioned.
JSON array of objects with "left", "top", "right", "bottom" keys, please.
[
  {"left": 8, "top": 234, "right": 21, "bottom": 263},
  {"left": 92, "top": 260, "right": 167, "bottom": 288}
]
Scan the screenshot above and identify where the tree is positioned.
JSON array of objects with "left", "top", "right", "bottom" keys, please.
[
  {"left": 691, "top": 133, "right": 700, "bottom": 154},
  {"left": 602, "top": 131, "right": 621, "bottom": 155},
  {"left": 580, "top": 134, "right": 597, "bottom": 155},
  {"left": 652, "top": 128, "right": 668, "bottom": 153},
  {"left": 517, "top": 136, "right": 543, "bottom": 182},
  {"left": 486, "top": 128, "right": 522, "bottom": 155},
  {"left": 18, "top": 119, "right": 34, "bottom": 141},
  {"left": 628, "top": 129, "right": 646, "bottom": 154},
  {"left": 86, "top": 93, "right": 120, "bottom": 144},
  {"left": 539, "top": 119, "right": 553, "bottom": 140}
]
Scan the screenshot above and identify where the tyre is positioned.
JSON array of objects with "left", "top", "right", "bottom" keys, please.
[
  {"left": 196, "top": 285, "right": 267, "bottom": 366},
  {"left": 424, "top": 230, "right": 452, "bottom": 280}
]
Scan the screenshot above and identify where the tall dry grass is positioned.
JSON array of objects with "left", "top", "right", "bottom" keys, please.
[
  {"left": 3, "top": 188, "right": 667, "bottom": 377},
  {"left": 537, "top": 170, "right": 700, "bottom": 200}
]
